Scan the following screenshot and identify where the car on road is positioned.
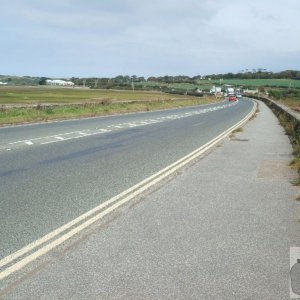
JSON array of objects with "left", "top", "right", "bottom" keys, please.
[
  {"left": 228, "top": 94, "right": 237, "bottom": 102},
  {"left": 236, "top": 94, "right": 243, "bottom": 99}
]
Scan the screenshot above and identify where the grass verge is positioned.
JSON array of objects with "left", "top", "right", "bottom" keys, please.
[
  {"left": 0, "top": 97, "right": 218, "bottom": 126},
  {"left": 276, "top": 113, "right": 300, "bottom": 186}
]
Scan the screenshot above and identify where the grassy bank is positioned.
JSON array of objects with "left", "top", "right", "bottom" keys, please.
[
  {"left": 277, "top": 113, "right": 300, "bottom": 185},
  {"left": 0, "top": 86, "right": 221, "bottom": 125},
  {"left": 0, "top": 97, "right": 219, "bottom": 126},
  {"left": 260, "top": 94, "right": 300, "bottom": 185}
]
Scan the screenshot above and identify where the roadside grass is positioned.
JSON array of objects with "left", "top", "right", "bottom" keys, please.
[
  {"left": 229, "top": 127, "right": 244, "bottom": 139},
  {"left": 0, "top": 86, "right": 223, "bottom": 125},
  {"left": 232, "top": 127, "right": 244, "bottom": 133},
  {"left": 276, "top": 113, "right": 300, "bottom": 186},
  {"left": 0, "top": 97, "right": 219, "bottom": 126},
  {"left": 249, "top": 106, "right": 260, "bottom": 121},
  {"left": 267, "top": 89, "right": 300, "bottom": 113},
  {"left": 280, "top": 99, "right": 300, "bottom": 113}
]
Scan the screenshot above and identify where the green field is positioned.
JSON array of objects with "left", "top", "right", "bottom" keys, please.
[
  {"left": 210, "top": 79, "right": 300, "bottom": 88},
  {"left": 1, "top": 81, "right": 299, "bottom": 126},
  {"left": 0, "top": 86, "right": 219, "bottom": 125},
  {"left": 0, "top": 86, "right": 206, "bottom": 105},
  {"left": 139, "top": 79, "right": 300, "bottom": 91}
]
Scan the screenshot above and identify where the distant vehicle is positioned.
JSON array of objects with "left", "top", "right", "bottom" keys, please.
[
  {"left": 227, "top": 87, "right": 235, "bottom": 94},
  {"left": 228, "top": 95, "right": 237, "bottom": 102},
  {"left": 236, "top": 94, "right": 242, "bottom": 99}
]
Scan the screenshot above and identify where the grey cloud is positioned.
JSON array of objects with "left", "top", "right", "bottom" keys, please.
[{"left": 0, "top": 0, "right": 299, "bottom": 76}]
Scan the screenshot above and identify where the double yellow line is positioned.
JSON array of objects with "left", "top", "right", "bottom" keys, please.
[{"left": 0, "top": 100, "right": 257, "bottom": 281}]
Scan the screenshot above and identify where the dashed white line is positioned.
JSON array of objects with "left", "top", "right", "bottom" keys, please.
[{"left": 1, "top": 101, "right": 239, "bottom": 151}]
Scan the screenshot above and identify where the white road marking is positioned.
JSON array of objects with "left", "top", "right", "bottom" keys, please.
[
  {"left": 192, "top": 121, "right": 206, "bottom": 127},
  {"left": 1, "top": 101, "right": 239, "bottom": 151},
  {"left": 41, "top": 140, "right": 60, "bottom": 145},
  {"left": 0, "top": 101, "right": 256, "bottom": 281}
]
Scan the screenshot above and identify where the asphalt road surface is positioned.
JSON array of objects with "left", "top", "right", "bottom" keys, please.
[
  {"left": 1, "top": 100, "right": 299, "bottom": 299},
  {"left": 0, "top": 99, "right": 253, "bottom": 261}
]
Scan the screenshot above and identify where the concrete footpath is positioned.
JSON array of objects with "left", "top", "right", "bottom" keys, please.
[{"left": 1, "top": 101, "right": 300, "bottom": 299}]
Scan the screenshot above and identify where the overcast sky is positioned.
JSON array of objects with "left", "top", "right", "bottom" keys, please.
[{"left": 1, "top": 0, "right": 300, "bottom": 78}]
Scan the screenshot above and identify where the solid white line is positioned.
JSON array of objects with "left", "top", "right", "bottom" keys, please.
[
  {"left": 54, "top": 137, "right": 64, "bottom": 140},
  {"left": 25, "top": 141, "right": 33, "bottom": 145},
  {"left": 0, "top": 101, "right": 256, "bottom": 280}
]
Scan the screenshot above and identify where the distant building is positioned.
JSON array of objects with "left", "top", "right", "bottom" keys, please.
[
  {"left": 244, "top": 89, "right": 258, "bottom": 94},
  {"left": 0, "top": 81, "right": 7, "bottom": 85},
  {"left": 46, "top": 79, "right": 74, "bottom": 86},
  {"left": 210, "top": 86, "right": 222, "bottom": 94},
  {"left": 210, "top": 86, "right": 223, "bottom": 97}
]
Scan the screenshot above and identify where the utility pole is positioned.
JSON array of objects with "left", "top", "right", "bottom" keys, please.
[
  {"left": 131, "top": 78, "right": 135, "bottom": 92},
  {"left": 94, "top": 79, "right": 98, "bottom": 89}
]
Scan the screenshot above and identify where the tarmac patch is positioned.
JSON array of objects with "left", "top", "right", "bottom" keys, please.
[{"left": 257, "top": 160, "right": 297, "bottom": 181}]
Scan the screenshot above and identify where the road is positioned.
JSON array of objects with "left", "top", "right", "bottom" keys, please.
[
  {"left": 0, "top": 99, "right": 253, "bottom": 267},
  {"left": 1, "top": 99, "right": 299, "bottom": 299}
]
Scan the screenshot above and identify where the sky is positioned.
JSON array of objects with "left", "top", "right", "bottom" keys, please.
[{"left": 1, "top": 0, "right": 300, "bottom": 78}]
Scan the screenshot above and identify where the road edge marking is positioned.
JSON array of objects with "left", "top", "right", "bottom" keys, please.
[{"left": 0, "top": 100, "right": 257, "bottom": 280}]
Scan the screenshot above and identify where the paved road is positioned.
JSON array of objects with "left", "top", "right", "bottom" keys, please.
[
  {"left": 1, "top": 100, "right": 298, "bottom": 299},
  {"left": 0, "top": 99, "right": 253, "bottom": 260}
]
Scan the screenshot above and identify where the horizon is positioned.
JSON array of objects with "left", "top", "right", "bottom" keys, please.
[{"left": 1, "top": 69, "right": 300, "bottom": 80}]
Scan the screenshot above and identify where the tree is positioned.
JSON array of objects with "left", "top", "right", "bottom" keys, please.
[{"left": 38, "top": 77, "right": 47, "bottom": 85}]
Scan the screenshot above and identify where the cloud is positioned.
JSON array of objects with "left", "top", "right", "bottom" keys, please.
[{"left": 0, "top": 0, "right": 299, "bottom": 77}]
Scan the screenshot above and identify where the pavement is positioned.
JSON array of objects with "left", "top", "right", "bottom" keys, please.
[{"left": 1, "top": 100, "right": 300, "bottom": 299}]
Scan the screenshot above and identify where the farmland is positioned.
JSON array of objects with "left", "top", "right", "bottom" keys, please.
[
  {"left": 0, "top": 86, "right": 203, "bottom": 105},
  {"left": 0, "top": 86, "right": 218, "bottom": 126},
  {"left": 1, "top": 77, "right": 300, "bottom": 126},
  {"left": 139, "top": 79, "right": 300, "bottom": 92},
  {"left": 211, "top": 79, "right": 300, "bottom": 89}
]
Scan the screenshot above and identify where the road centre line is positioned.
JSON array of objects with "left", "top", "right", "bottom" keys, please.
[
  {"left": 1, "top": 101, "right": 238, "bottom": 151},
  {"left": 8, "top": 130, "right": 88, "bottom": 145},
  {"left": 0, "top": 100, "right": 256, "bottom": 281},
  {"left": 40, "top": 131, "right": 111, "bottom": 145}
]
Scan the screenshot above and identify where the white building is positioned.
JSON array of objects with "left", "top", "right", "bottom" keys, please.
[
  {"left": 46, "top": 79, "right": 74, "bottom": 86},
  {"left": 0, "top": 81, "right": 7, "bottom": 85}
]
